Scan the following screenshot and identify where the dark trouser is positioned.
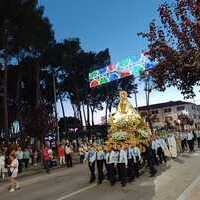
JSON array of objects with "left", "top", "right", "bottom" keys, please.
[
  {"left": 117, "top": 163, "right": 127, "bottom": 186},
  {"left": 152, "top": 150, "right": 159, "bottom": 166},
  {"left": 147, "top": 159, "right": 157, "bottom": 176},
  {"left": 97, "top": 160, "right": 104, "bottom": 183},
  {"left": 66, "top": 154, "right": 72, "bottom": 167},
  {"left": 80, "top": 155, "right": 84, "bottom": 163},
  {"left": 157, "top": 147, "right": 166, "bottom": 164},
  {"left": 107, "top": 163, "right": 116, "bottom": 185},
  {"left": 24, "top": 159, "right": 29, "bottom": 168},
  {"left": 43, "top": 160, "right": 50, "bottom": 173},
  {"left": 127, "top": 158, "right": 135, "bottom": 181},
  {"left": 89, "top": 162, "right": 96, "bottom": 183},
  {"left": 104, "top": 160, "right": 109, "bottom": 178},
  {"left": 197, "top": 137, "right": 200, "bottom": 148},
  {"left": 188, "top": 140, "right": 194, "bottom": 152},
  {"left": 181, "top": 139, "right": 187, "bottom": 152},
  {"left": 134, "top": 156, "right": 140, "bottom": 177},
  {"left": 18, "top": 159, "right": 23, "bottom": 173}
]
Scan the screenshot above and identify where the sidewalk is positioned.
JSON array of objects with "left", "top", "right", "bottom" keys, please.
[{"left": 0, "top": 154, "right": 80, "bottom": 184}]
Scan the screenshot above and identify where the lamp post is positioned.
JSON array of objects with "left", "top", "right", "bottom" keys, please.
[{"left": 52, "top": 73, "right": 60, "bottom": 143}]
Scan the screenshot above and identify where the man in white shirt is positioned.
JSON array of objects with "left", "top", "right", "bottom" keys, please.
[
  {"left": 126, "top": 144, "right": 135, "bottom": 182},
  {"left": 151, "top": 137, "right": 159, "bottom": 166},
  {"left": 85, "top": 145, "right": 96, "bottom": 183},
  {"left": 133, "top": 143, "right": 141, "bottom": 178},
  {"left": 187, "top": 130, "right": 194, "bottom": 152},
  {"left": 196, "top": 128, "right": 200, "bottom": 148},
  {"left": 156, "top": 136, "right": 167, "bottom": 164},
  {"left": 105, "top": 146, "right": 117, "bottom": 186},
  {"left": 180, "top": 131, "right": 188, "bottom": 152},
  {"left": 117, "top": 144, "right": 127, "bottom": 187}
]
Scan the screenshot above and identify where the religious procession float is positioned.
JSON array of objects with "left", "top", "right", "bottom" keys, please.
[{"left": 106, "top": 90, "right": 151, "bottom": 147}]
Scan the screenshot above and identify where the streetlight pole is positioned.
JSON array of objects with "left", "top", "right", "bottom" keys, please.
[{"left": 52, "top": 72, "right": 60, "bottom": 143}]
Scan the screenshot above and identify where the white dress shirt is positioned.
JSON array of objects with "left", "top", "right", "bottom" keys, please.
[{"left": 118, "top": 149, "right": 128, "bottom": 166}]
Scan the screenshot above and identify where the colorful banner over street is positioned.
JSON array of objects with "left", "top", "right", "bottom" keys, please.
[{"left": 89, "top": 53, "right": 157, "bottom": 88}]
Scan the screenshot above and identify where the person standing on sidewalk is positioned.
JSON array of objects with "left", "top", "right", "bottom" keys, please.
[
  {"left": 0, "top": 149, "right": 6, "bottom": 180},
  {"left": 65, "top": 144, "right": 73, "bottom": 167},
  {"left": 79, "top": 145, "right": 85, "bottom": 164},
  {"left": 58, "top": 144, "right": 65, "bottom": 166},
  {"left": 187, "top": 130, "right": 194, "bottom": 152},
  {"left": 8, "top": 153, "right": 20, "bottom": 192},
  {"left": 42, "top": 145, "right": 50, "bottom": 173},
  {"left": 16, "top": 147, "right": 23, "bottom": 173},
  {"left": 23, "top": 148, "right": 30, "bottom": 169}
]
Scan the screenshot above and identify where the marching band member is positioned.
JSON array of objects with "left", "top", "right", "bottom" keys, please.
[
  {"left": 117, "top": 144, "right": 128, "bottom": 187},
  {"left": 180, "top": 131, "right": 188, "bottom": 152},
  {"left": 85, "top": 145, "right": 96, "bottom": 183},
  {"left": 96, "top": 146, "right": 105, "bottom": 184},
  {"left": 141, "top": 141, "right": 157, "bottom": 177},
  {"left": 133, "top": 141, "right": 141, "bottom": 178},
  {"left": 187, "top": 130, "right": 194, "bottom": 152},
  {"left": 155, "top": 136, "right": 167, "bottom": 164},
  {"left": 105, "top": 146, "right": 117, "bottom": 186},
  {"left": 151, "top": 136, "right": 159, "bottom": 166},
  {"left": 126, "top": 143, "right": 135, "bottom": 182}
]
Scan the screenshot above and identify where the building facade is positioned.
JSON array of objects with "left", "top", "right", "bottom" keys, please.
[{"left": 138, "top": 101, "right": 200, "bottom": 130}]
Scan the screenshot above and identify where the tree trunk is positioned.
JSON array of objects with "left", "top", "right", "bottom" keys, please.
[
  {"left": 105, "top": 102, "right": 109, "bottom": 125},
  {"left": 86, "top": 104, "right": 91, "bottom": 127},
  {"left": 71, "top": 103, "right": 77, "bottom": 118},
  {"left": 3, "top": 68, "right": 9, "bottom": 135},
  {"left": 35, "top": 64, "right": 40, "bottom": 108},
  {"left": 134, "top": 91, "right": 138, "bottom": 110},
  {"left": 58, "top": 93, "right": 67, "bottom": 133},
  {"left": 145, "top": 76, "right": 153, "bottom": 132},
  {"left": 90, "top": 106, "right": 95, "bottom": 126},
  {"left": 77, "top": 104, "right": 83, "bottom": 127},
  {"left": 82, "top": 103, "right": 87, "bottom": 126},
  {"left": 108, "top": 101, "right": 112, "bottom": 114}
]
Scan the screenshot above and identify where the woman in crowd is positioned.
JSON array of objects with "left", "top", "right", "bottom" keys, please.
[
  {"left": 8, "top": 153, "right": 20, "bottom": 192},
  {"left": 0, "top": 149, "right": 6, "bottom": 180}
]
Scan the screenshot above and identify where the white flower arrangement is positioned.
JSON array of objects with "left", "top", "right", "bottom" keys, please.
[{"left": 112, "top": 131, "right": 128, "bottom": 142}]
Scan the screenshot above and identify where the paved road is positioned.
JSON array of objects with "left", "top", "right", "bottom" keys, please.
[{"left": 1, "top": 151, "right": 200, "bottom": 200}]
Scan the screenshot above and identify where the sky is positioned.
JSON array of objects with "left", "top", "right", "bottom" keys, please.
[{"left": 39, "top": 0, "right": 200, "bottom": 121}]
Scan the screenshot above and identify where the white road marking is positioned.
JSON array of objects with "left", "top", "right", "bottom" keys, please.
[
  {"left": 177, "top": 175, "right": 200, "bottom": 200},
  {"left": 56, "top": 184, "right": 97, "bottom": 200}
]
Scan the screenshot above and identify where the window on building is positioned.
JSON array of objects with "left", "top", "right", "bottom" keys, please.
[
  {"left": 177, "top": 106, "right": 185, "bottom": 111},
  {"left": 193, "top": 114, "right": 196, "bottom": 119},
  {"left": 164, "top": 108, "right": 171, "bottom": 113},
  {"left": 152, "top": 110, "right": 159, "bottom": 114},
  {"left": 192, "top": 105, "right": 196, "bottom": 110}
]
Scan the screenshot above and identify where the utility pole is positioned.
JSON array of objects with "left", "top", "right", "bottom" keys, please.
[{"left": 52, "top": 72, "right": 60, "bottom": 143}]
